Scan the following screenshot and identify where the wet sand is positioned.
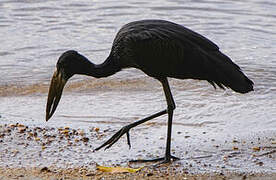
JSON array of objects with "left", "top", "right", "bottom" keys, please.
[{"left": 0, "top": 123, "right": 275, "bottom": 179}]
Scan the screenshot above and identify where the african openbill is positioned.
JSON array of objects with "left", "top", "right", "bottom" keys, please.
[{"left": 46, "top": 19, "right": 254, "bottom": 163}]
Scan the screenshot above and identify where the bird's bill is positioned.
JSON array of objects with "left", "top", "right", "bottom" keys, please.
[{"left": 46, "top": 69, "right": 67, "bottom": 121}]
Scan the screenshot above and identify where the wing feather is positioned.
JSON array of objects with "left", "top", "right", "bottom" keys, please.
[{"left": 112, "top": 20, "right": 253, "bottom": 93}]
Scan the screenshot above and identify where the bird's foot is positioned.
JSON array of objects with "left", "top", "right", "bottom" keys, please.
[
  {"left": 94, "top": 125, "right": 132, "bottom": 151},
  {"left": 129, "top": 155, "right": 180, "bottom": 164}
]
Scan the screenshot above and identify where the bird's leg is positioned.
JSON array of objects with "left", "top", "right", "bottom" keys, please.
[
  {"left": 94, "top": 109, "right": 167, "bottom": 151},
  {"left": 130, "top": 78, "right": 180, "bottom": 164},
  {"left": 95, "top": 78, "right": 179, "bottom": 164},
  {"left": 129, "top": 107, "right": 179, "bottom": 162},
  {"left": 163, "top": 101, "right": 179, "bottom": 163}
]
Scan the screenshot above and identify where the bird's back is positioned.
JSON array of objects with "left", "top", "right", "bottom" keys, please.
[{"left": 110, "top": 20, "right": 253, "bottom": 93}]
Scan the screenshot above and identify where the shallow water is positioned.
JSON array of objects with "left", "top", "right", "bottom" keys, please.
[{"left": 0, "top": 0, "right": 275, "bottom": 171}]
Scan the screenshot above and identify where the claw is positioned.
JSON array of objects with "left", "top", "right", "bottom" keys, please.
[
  {"left": 94, "top": 125, "right": 132, "bottom": 151},
  {"left": 129, "top": 155, "right": 180, "bottom": 163}
]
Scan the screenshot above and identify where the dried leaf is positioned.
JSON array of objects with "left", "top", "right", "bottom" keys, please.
[{"left": 96, "top": 165, "right": 143, "bottom": 173}]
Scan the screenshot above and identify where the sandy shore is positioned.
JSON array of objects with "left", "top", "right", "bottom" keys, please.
[
  {"left": 0, "top": 123, "right": 275, "bottom": 179},
  {"left": 1, "top": 167, "right": 276, "bottom": 180}
]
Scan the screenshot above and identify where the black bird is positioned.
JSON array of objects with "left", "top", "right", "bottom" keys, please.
[{"left": 46, "top": 19, "right": 254, "bottom": 163}]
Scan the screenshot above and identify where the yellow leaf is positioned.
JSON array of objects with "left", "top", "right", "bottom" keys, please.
[{"left": 96, "top": 165, "right": 143, "bottom": 173}]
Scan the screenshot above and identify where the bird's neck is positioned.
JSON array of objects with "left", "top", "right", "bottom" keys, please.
[{"left": 85, "top": 55, "right": 121, "bottom": 78}]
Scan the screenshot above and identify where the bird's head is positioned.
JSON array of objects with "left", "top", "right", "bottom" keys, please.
[{"left": 46, "top": 50, "right": 92, "bottom": 121}]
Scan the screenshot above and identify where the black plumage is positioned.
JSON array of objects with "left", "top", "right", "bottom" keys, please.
[
  {"left": 112, "top": 20, "right": 253, "bottom": 93},
  {"left": 46, "top": 19, "right": 254, "bottom": 163}
]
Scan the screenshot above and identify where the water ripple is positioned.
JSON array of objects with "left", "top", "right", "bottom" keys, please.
[{"left": 0, "top": 0, "right": 275, "bottom": 95}]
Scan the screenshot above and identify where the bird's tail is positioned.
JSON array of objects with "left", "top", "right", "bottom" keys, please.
[{"left": 205, "top": 51, "right": 254, "bottom": 94}]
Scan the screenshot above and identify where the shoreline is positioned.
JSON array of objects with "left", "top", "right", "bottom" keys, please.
[{"left": 0, "top": 123, "right": 275, "bottom": 179}]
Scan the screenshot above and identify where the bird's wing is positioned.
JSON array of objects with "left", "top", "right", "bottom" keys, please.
[
  {"left": 115, "top": 19, "right": 218, "bottom": 51},
  {"left": 117, "top": 20, "right": 222, "bottom": 75},
  {"left": 113, "top": 20, "right": 253, "bottom": 93},
  {"left": 112, "top": 20, "right": 219, "bottom": 71}
]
